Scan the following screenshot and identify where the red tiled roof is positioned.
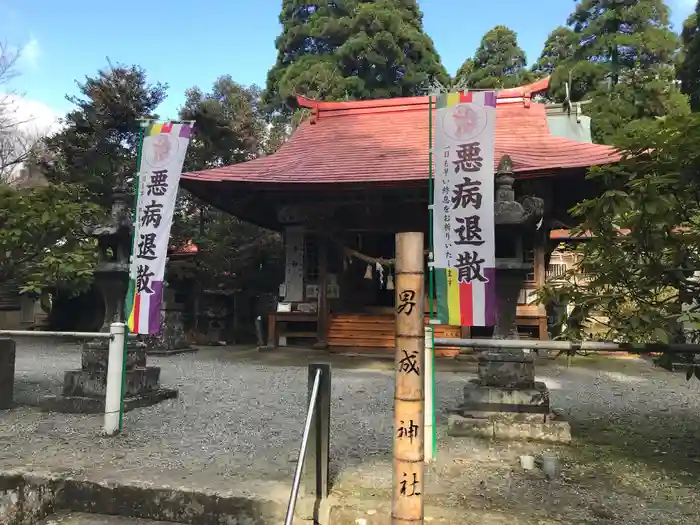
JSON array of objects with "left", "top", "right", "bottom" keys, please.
[
  {"left": 169, "top": 240, "right": 199, "bottom": 255},
  {"left": 182, "top": 78, "right": 619, "bottom": 186},
  {"left": 550, "top": 229, "right": 594, "bottom": 240}
]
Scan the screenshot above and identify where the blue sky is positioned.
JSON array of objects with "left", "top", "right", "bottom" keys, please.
[{"left": 1, "top": 0, "right": 696, "bottom": 121}]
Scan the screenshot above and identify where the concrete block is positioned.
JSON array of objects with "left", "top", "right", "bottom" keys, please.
[
  {"left": 62, "top": 367, "right": 161, "bottom": 398},
  {"left": 0, "top": 338, "right": 16, "bottom": 410},
  {"left": 460, "top": 380, "right": 550, "bottom": 414},
  {"left": 81, "top": 343, "right": 146, "bottom": 372},
  {"left": 39, "top": 388, "right": 178, "bottom": 414},
  {"left": 448, "top": 413, "right": 571, "bottom": 443},
  {"left": 463, "top": 411, "right": 547, "bottom": 423},
  {"left": 447, "top": 415, "right": 494, "bottom": 438},
  {"left": 493, "top": 420, "right": 572, "bottom": 443}
]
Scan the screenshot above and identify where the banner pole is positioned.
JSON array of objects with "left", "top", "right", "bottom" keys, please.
[
  {"left": 119, "top": 121, "right": 147, "bottom": 432},
  {"left": 426, "top": 95, "right": 436, "bottom": 462}
]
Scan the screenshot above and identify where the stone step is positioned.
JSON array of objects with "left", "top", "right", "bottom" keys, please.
[
  {"left": 2, "top": 470, "right": 288, "bottom": 525},
  {"left": 40, "top": 512, "right": 182, "bottom": 524}
]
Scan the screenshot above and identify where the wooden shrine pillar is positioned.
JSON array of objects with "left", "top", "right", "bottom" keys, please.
[
  {"left": 393, "top": 232, "right": 425, "bottom": 524},
  {"left": 534, "top": 231, "right": 548, "bottom": 340},
  {"left": 315, "top": 235, "right": 329, "bottom": 349}
]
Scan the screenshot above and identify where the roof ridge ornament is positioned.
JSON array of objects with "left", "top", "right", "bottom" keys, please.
[{"left": 426, "top": 78, "right": 451, "bottom": 95}]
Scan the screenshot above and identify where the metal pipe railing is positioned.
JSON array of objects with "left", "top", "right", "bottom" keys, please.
[
  {"left": 1, "top": 324, "right": 131, "bottom": 436},
  {"left": 285, "top": 367, "right": 322, "bottom": 525},
  {"left": 0, "top": 330, "right": 137, "bottom": 339},
  {"left": 0, "top": 330, "right": 110, "bottom": 338},
  {"left": 434, "top": 337, "right": 700, "bottom": 353}
]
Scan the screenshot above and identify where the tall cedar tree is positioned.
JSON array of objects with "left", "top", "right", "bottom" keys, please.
[
  {"left": 39, "top": 63, "right": 167, "bottom": 207},
  {"left": 679, "top": 6, "right": 700, "bottom": 112},
  {"left": 453, "top": 58, "right": 474, "bottom": 89},
  {"left": 466, "top": 26, "right": 532, "bottom": 89},
  {"left": 568, "top": 0, "right": 678, "bottom": 86},
  {"left": 180, "top": 77, "right": 266, "bottom": 170},
  {"left": 264, "top": 0, "right": 449, "bottom": 117},
  {"left": 176, "top": 77, "right": 283, "bottom": 295},
  {"left": 532, "top": 27, "right": 576, "bottom": 77},
  {"left": 563, "top": 0, "right": 688, "bottom": 144}
]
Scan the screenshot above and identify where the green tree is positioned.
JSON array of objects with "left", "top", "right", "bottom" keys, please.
[
  {"left": 0, "top": 182, "right": 102, "bottom": 295},
  {"left": 568, "top": 0, "right": 678, "bottom": 86},
  {"left": 175, "top": 77, "right": 284, "bottom": 295},
  {"left": 532, "top": 27, "right": 576, "bottom": 77},
  {"left": 466, "top": 25, "right": 532, "bottom": 89},
  {"left": 539, "top": 114, "right": 700, "bottom": 376},
  {"left": 453, "top": 58, "right": 474, "bottom": 89},
  {"left": 679, "top": 7, "right": 700, "bottom": 111},
  {"left": 562, "top": 0, "right": 688, "bottom": 144},
  {"left": 180, "top": 76, "right": 266, "bottom": 169},
  {"left": 264, "top": 0, "right": 448, "bottom": 117},
  {"left": 38, "top": 62, "right": 167, "bottom": 207}
]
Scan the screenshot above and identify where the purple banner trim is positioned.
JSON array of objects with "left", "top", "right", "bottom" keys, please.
[
  {"left": 148, "top": 280, "right": 164, "bottom": 334},
  {"left": 179, "top": 124, "right": 192, "bottom": 139},
  {"left": 484, "top": 267, "right": 497, "bottom": 326},
  {"left": 484, "top": 91, "right": 497, "bottom": 108}
]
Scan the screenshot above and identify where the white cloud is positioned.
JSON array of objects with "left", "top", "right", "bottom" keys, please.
[
  {"left": 4, "top": 94, "right": 61, "bottom": 136},
  {"left": 17, "top": 37, "right": 41, "bottom": 71},
  {"left": 1, "top": 94, "right": 61, "bottom": 181}
]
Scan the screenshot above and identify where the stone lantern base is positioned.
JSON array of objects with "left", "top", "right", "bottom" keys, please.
[
  {"left": 40, "top": 339, "right": 178, "bottom": 414},
  {"left": 447, "top": 350, "right": 571, "bottom": 443}
]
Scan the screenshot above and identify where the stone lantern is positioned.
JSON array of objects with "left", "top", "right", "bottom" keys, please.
[
  {"left": 448, "top": 156, "right": 571, "bottom": 442},
  {"left": 41, "top": 184, "right": 177, "bottom": 413}
]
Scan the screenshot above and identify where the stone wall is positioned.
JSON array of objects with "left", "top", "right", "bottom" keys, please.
[
  {"left": 0, "top": 471, "right": 290, "bottom": 524},
  {"left": 0, "top": 473, "right": 59, "bottom": 525}
]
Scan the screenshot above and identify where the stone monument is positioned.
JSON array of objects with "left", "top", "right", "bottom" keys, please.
[
  {"left": 41, "top": 184, "right": 178, "bottom": 414},
  {"left": 144, "top": 271, "right": 195, "bottom": 355},
  {"left": 448, "top": 156, "right": 571, "bottom": 443}
]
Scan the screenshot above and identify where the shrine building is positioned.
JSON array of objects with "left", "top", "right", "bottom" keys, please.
[{"left": 181, "top": 77, "right": 618, "bottom": 355}]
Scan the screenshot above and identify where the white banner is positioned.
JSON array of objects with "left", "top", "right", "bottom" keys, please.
[
  {"left": 127, "top": 122, "right": 193, "bottom": 334},
  {"left": 432, "top": 91, "right": 497, "bottom": 326}
]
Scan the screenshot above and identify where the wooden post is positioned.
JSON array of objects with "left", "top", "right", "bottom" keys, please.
[
  {"left": 534, "top": 234, "right": 548, "bottom": 340},
  {"left": 316, "top": 236, "right": 329, "bottom": 348},
  {"left": 393, "top": 232, "right": 425, "bottom": 525}
]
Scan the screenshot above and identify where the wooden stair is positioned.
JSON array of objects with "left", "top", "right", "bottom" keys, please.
[{"left": 327, "top": 313, "right": 462, "bottom": 357}]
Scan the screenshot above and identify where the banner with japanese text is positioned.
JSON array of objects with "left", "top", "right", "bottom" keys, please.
[
  {"left": 126, "top": 121, "right": 193, "bottom": 334},
  {"left": 432, "top": 91, "right": 497, "bottom": 327}
]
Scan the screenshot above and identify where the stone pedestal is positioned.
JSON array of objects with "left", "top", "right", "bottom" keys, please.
[
  {"left": 146, "top": 288, "right": 195, "bottom": 356},
  {"left": 448, "top": 350, "right": 570, "bottom": 442},
  {"left": 40, "top": 339, "right": 177, "bottom": 414},
  {"left": 0, "top": 338, "right": 16, "bottom": 409}
]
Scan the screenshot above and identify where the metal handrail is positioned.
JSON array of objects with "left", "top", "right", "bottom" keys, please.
[
  {"left": 0, "top": 330, "right": 138, "bottom": 339},
  {"left": 434, "top": 337, "right": 700, "bottom": 353},
  {"left": 0, "top": 330, "right": 111, "bottom": 338},
  {"left": 1, "top": 323, "right": 133, "bottom": 436},
  {"left": 284, "top": 367, "right": 322, "bottom": 525}
]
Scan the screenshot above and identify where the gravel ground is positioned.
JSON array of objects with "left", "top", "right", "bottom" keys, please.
[{"left": 4, "top": 338, "right": 700, "bottom": 524}]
